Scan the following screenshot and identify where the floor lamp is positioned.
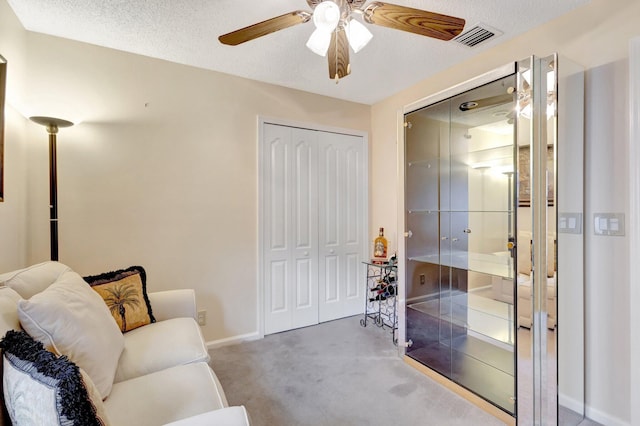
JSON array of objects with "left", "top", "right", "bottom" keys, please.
[{"left": 30, "top": 116, "right": 74, "bottom": 261}]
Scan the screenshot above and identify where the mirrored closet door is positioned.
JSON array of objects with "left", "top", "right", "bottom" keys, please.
[{"left": 399, "top": 55, "right": 584, "bottom": 425}]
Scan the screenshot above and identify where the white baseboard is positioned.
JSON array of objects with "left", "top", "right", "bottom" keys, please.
[
  {"left": 585, "top": 404, "right": 630, "bottom": 426},
  {"left": 559, "top": 393, "right": 583, "bottom": 415},
  {"left": 206, "top": 331, "right": 261, "bottom": 350}
]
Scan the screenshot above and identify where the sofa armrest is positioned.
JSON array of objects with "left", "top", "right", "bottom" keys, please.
[
  {"left": 162, "top": 406, "right": 251, "bottom": 426},
  {"left": 148, "top": 289, "right": 197, "bottom": 321}
]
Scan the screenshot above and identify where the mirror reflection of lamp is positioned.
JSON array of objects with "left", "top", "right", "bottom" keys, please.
[{"left": 29, "top": 116, "right": 74, "bottom": 261}]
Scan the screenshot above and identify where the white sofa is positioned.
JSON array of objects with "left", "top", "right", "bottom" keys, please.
[{"left": 0, "top": 261, "right": 250, "bottom": 426}]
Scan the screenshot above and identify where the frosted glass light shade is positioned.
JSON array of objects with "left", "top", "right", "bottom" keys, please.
[
  {"left": 306, "top": 28, "right": 332, "bottom": 56},
  {"left": 346, "top": 19, "right": 373, "bottom": 53},
  {"left": 313, "top": 1, "right": 340, "bottom": 32}
]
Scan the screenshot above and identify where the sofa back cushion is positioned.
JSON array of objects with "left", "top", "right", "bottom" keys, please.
[
  {"left": 17, "top": 270, "right": 124, "bottom": 399},
  {"left": 0, "top": 261, "right": 71, "bottom": 299}
]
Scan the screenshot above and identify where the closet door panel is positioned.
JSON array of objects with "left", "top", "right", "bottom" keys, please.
[
  {"left": 269, "top": 261, "right": 288, "bottom": 313},
  {"left": 291, "top": 129, "right": 319, "bottom": 329},
  {"left": 264, "top": 125, "right": 294, "bottom": 333},
  {"left": 346, "top": 253, "right": 359, "bottom": 298},
  {"left": 319, "top": 133, "right": 366, "bottom": 322},
  {"left": 296, "top": 258, "right": 312, "bottom": 308},
  {"left": 262, "top": 122, "right": 367, "bottom": 332},
  {"left": 323, "top": 255, "right": 339, "bottom": 303},
  {"left": 263, "top": 125, "right": 319, "bottom": 333},
  {"left": 319, "top": 142, "right": 343, "bottom": 319}
]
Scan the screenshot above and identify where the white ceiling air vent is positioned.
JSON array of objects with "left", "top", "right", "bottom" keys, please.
[{"left": 453, "top": 23, "right": 503, "bottom": 48}]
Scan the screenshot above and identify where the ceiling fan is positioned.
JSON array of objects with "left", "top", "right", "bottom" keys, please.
[{"left": 218, "top": 0, "right": 466, "bottom": 82}]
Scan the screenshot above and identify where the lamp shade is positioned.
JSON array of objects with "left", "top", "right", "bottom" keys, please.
[
  {"left": 306, "top": 28, "right": 332, "bottom": 56},
  {"left": 312, "top": 1, "right": 340, "bottom": 32},
  {"left": 346, "top": 19, "right": 373, "bottom": 53}
]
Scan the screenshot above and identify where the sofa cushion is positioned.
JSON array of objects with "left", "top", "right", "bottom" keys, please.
[
  {"left": 104, "top": 363, "right": 227, "bottom": 426},
  {"left": 0, "top": 261, "right": 71, "bottom": 299},
  {"left": 84, "top": 266, "right": 155, "bottom": 333},
  {"left": 17, "top": 270, "right": 125, "bottom": 399},
  {"left": 114, "top": 317, "right": 209, "bottom": 382},
  {"left": 0, "top": 287, "right": 22, "bottom": 337},
  {"left": 0, "top": 330, "right": 111, "bottom": 426},
  {"left": 163, "top": 406, "right": 251, "bottom": 426}
]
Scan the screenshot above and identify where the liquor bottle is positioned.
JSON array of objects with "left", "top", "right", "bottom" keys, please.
[{"left": 373, "top": 227, "right": 388, "bottom": 259}]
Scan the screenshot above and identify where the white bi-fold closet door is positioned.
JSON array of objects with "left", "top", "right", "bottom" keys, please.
[{"left": 261, "top": 121, "right": 367, "bottom": 335}]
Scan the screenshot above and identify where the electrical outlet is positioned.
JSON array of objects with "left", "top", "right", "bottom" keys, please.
[
  {"left": 197, "top": 310, "right": 206, "bottom": 326},
  {"left": 419, "top": 274, "right": 426, "bottom": 285}
]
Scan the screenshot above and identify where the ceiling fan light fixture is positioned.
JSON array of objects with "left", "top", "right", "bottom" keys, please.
[
  {"left": 346, "top": 19, "right": 373, "bottom": 53},
  {"left": 312, "top": 1, "right": 341, "bottom": 32},
  {"left": 306, "top": 27, "right": 332, "bottom": 56}
]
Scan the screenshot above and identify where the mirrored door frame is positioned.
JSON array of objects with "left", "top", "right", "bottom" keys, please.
[
  {"left": 396, "top": 56, "right": 585, "bottom": 425},
  {"left": 630, "top": 37, "right": 640, "bottom": 426}
]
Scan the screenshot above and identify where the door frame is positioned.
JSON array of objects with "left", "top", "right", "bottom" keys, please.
[
  {"left": 257, "top": 116, "right": 369, "bottom": 338},
  {"left": 629, "top": 37, "right": 640, "bottom": 426}
]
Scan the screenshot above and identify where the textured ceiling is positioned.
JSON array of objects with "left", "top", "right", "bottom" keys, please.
[{"left": 7, "top": 0, "right": 590, "bottom": 105}]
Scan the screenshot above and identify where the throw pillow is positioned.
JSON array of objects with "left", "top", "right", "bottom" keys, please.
[
  {"left": 0, "top": 330, "right": 111, "bottom": 426},
  {"left": 17, "top": 270, "right": 125, "bottom": 399},
  {"left": 83, "top": 266, "right": 155, "bottom": 333},
  {"left": 0, "top": 261, "right": 71, "bottom": 299}
]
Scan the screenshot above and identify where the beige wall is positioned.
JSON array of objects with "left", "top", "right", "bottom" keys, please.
[
  {"left": 370, "top": 0, "right": 639, "bottom": 423},
  {"left": 1, "top": 2, "right": 371, "bottom": 343},
  {"left": 0, "top": 0, "right": 29, "bottom": 272}
]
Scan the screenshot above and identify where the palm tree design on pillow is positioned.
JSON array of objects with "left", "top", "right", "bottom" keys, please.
[{"left": 103, "top": 283, "right": 140, "bottom": 332}]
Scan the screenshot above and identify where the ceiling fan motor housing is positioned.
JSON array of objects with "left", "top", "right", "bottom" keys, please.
[{"left": 313, "top": 0, "right": 352, "bottom": 30}]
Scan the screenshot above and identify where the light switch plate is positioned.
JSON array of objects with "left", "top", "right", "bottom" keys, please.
[
  {"left": 559, "top": 212, "right": 582, "bottom": 234},
  {"left": 594, "top": 213, "right": 625, "bottom": 236}
]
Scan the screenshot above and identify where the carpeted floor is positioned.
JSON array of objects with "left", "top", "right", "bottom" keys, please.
[{"left": 208, "top": 315, "right": 506, "bottom": 426}]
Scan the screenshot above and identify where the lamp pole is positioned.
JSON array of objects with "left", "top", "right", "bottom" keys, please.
[{"left": 30, "top": 116, "right": 73, "bottom": 261}]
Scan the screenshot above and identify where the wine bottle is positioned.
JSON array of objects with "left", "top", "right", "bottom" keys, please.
[{"left": 373, "top": 227, "right": 388, "bottom": 259}]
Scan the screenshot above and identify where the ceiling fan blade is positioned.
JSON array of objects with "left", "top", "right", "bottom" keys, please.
[
  {"left": 219, "top": 11, "right": 311, "bottom": 46},
  {"left": 328, "top": 28, "right": 351, "bottom": 81},
  {"left": 363, "top": 2, "right": 465, "bottom": 41}
]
